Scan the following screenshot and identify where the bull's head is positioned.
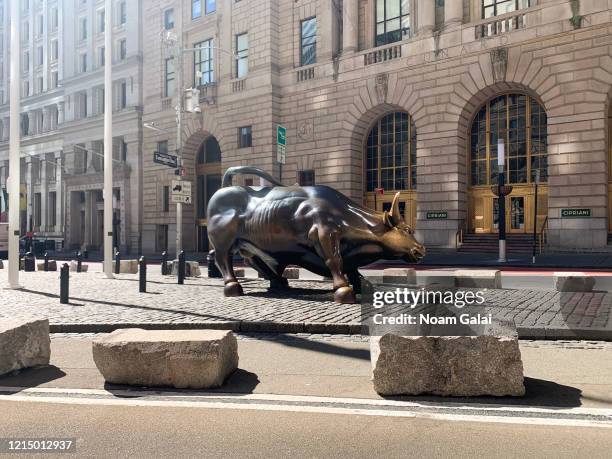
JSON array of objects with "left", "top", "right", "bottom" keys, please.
[{"left": 380, "top": 192, "right": 426, "bottom": 262}]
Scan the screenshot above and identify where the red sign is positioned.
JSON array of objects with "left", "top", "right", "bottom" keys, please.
[{"left": 375, "top": 188, "right": 384, "bottom": 195}]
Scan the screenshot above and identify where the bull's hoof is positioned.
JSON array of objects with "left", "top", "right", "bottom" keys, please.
[
  {"left": 270, "top": 277, "right": 289, "bottom": 290},
  {"left": 224, "top": 281, "right": 244, "bottom": 297},
  {"left": 334, "top": 286, "right": 356, "bottom": 304}
]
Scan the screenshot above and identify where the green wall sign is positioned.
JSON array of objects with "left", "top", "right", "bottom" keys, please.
[
  {"left": 561, "top": 208, "right": 591, "bottom": 218},
  {"left": 426, "top": 211, "right": 448, "bottom": 220}
]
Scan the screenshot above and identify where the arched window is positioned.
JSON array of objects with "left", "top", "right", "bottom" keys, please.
[
  {"left": 366, "top": 112, "right": 416, "bottom": 192},
  {"left": 470, "top": 94, "right": 547, "bottom": 186}
]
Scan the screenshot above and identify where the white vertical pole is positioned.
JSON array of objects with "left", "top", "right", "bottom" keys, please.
[
  {"left": 175, "top": 14, "right": 183, "bottom": 259},
  {"left": 7, "top": 0, "right": 21, "bottom": 289},
  {"left": 103, "top": 0, "right": 114, "bottom": 278}
]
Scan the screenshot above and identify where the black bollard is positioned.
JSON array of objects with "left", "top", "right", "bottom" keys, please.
[
  {"left": 139, "top": 256, "right": 146, "bottom": 293},
  {"left": 161, "top": 251, "right": 168, "bottom": 276},
  {"left": 207, "top": 251, "right": 222, "bottom": 278},
  {"left": 114, "top": 250, "right": 120, "bottom": 275},
  {"left": 44, "top": 252, "right": 49, "bottom": 272},
  {"left": 24, "top": 251, "right": 36, "bottom": 272},
  {"left": 83, "top": 249, "right": 89, "bottom": 260},
  {"left": 76, "top": 251, "right": 82, "bottom": 273},
  {"left": 60, "top": 263, "right": 69, "bottom": 304},
  {"left": 178, "top": 251, "right": 185, "bottom": 285}
]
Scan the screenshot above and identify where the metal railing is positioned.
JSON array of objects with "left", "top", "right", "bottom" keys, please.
[
  {"left": 363, "top": 44, "right": 402, "bottom": 66},
  {"left": 538, "top": 216, "right": 548, "bottom": 254},
  {"left": 455, "top": 219, "right": 466, "bottom": 250}
]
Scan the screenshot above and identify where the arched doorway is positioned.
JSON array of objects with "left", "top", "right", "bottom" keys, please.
[
  {"left": 195, "top": 136, "right": 222, "bottom": 252},
  {"left": 468, "top": 93, "right": 548, "bottom": 234},
  {"left": 363, "top": 111, "right": 417, "bottom": 228}
]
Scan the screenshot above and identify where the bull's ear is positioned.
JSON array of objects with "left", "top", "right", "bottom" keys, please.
[{"left": 390, "top": 192, "right": 402, "bottom": 226}]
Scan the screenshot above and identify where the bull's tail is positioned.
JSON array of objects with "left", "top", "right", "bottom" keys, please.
[{"left": 222, "top": 166, "right": 283, "bottom": 188}]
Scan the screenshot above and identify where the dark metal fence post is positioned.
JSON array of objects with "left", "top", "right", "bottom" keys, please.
[
  {"left": 139, "top": 256, "right": 146, "bottom": 293},
  {"left": 114, "top": 250, "right": 120, "bottom": 275},
  {"left": 161, "top": 251, "right": 168, "bottom": 275},
  {"left": 76, "top": 251, "right": 82, "bottom": 273},
  {"left": 60, "top": 263, "right": 69, "bottom": 304},
  {"left": 178, "top": 250, "right": 185, "bottom": 285},
  {"left": 44, "top": 252, "right": 49, "bottom": 272}
]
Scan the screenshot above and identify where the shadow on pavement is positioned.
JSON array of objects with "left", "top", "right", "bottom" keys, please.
[
  {"left": 269, "top": 334, "right": 370, "bottom": 361},
  {"left": 102, "top": 369, "right": 260, "bottom": 396},
  {"left": 0, "top": 365, "right": 67, "bottom": 393},
  {"left": 384, "top": 377, "right": 582, "bottom": 408}
]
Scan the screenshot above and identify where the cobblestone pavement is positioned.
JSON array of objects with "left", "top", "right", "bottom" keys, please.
[{"left": 1, "top": 269, "right": 611, "bottom": 339}]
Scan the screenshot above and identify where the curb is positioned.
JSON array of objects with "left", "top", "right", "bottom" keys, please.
[{"left": 49, "top": 321, "right": 609, "bottom": 340}]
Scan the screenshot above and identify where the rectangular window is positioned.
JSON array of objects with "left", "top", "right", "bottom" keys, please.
[
  {"left": 49, "top": 192, "right": 57, "bottom": 227},
  {"left": 23, "top": 81, "right": 29, "bottom": 98},
  {"left": 37, "top": 15, "right": 43, "bottom": 35},
  {"left": 51, "top": 40, "right": 58, "bottom": 60},
  {"left": 162, "top": 186, "right": 170, "bottom": 212},
  {"left": 164, "top": 8, "right": 174, "bottom": 29},
  {"left": 300, "top": 17, "right": 316, "bottom": 66},
  {"left": 119, "top": 39, "right": 127, "bottom": 60},
  {"left": 194, "top": 39, "right": 214, "bottom": 86},
  {"left": 80, "top": 53, "right": 87, "bottom": 72},
  {"left": 235, "top": 33, "right": 248, "bottom": 78},
  {"left": 51, "top": 71, "right": 58, "bottom": 89},
  {"left": 23, "top": 51, "right": 29, "bottom": 71},
  {"left": 80, "top": 17, "right": 87, "bottom": 40},
  {"left": 298, "top": 170, "right": 315, "bottom": 186},
  {"left": 482, "top": 0, "right": 530, "bottom": 19},
  {"left": 119, "top": 1, "right": 127, "bottom": 25},
  {"left": 99, "top": 46, "right": 105, "bottom": 66},
  {"left": 164, "top": 58, "right": 175, "bottom": 97},
  {"left": 206, "top": 0, "right": 216, "bottom": 14},
  {"left": 375, "top": 0, "right": 410, "bottom": 46},
  {"left": 120, "top": 81, "right": 127, "bottom": 108},
  {"left": 37, "top": 46, "right": 43, "bottom": 66},
  {"left": 21, "top": 21, "right": 28, "bottom": 41},
  {"left": 192, "top": 0, "right": 201, "bottom": 19},
  {"left": 37, "top": 76, "right": 43, "bottom": 93},
  {"left": 238, "top": 126, "right": 252, "bottom": 148},
  {"left": 34, "top": 193, "right": 41, "bottom": 227},
  {"left": 51, "top": 7, "right": 58, "bottom": 31},
  {"left": 98, "top": 9, "right": 105, "bottom": 33},
  {"left": 156, "top": 225, "right": 168, "bottom": 252},
  {"left": 157, "top": 140, "right": 168, "bottom": 154}
]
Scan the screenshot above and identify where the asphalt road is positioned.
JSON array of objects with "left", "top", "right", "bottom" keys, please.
[{"left": 1, "top": 401, "right": 611, "bottom": 458}]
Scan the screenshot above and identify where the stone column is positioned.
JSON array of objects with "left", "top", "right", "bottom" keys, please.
[
  {"left": 27, "top": 111, "right": 36, "bottom": 136},
  {"left": 444, "top": 0, "right": 463, "bottom": 28},
  {"left": 418, "top": 0, "right": 436, "bottom": 36},
  {"left": 25, "top": 158, "right": 33, "bottom": 231},
  {"left": 343, "top": 0, "right": 359, "bottom": 53},
  {"left": 57, "top": 102, "right": 65, "bottom": 125},
  {"left": 40, "top": 154, "right": 48, "bottom": 232},
  {"left": 54, "top": 151, "right": 63, "bottom": 233},
  {"left": 319, "top": 0, "right": 340, "bottom": 61}
]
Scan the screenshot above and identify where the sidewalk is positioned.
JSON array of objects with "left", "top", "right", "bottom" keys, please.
[
  {"left": 1, "top": 267, "right": 612, "bottom": 340},
  {"left": 1, "top": 335, "right": 611, "bottom": 410}
]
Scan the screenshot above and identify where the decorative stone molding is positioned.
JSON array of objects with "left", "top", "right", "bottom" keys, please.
[
  {"left": 490, "top": 47, "right": 508, "bottom": 83},
  {"left": 374, "top": 73, "right": 388, "bottom": 104},
  {"left": 297, "top": 119, "right": 314, "bottom": 142}
]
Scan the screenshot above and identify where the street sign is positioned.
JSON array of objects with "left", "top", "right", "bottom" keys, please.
[
  {"left": 153, "top": 151, "right": 178, "bottom": 169},
  {"left": 277, "top": 125, "right": 286, "bottom": 164},
  {"left": 426, "top": 211, "right": 448, "bottom": 220},
  {"left": 561, "top": 208, "right": 591, "bottom": 218},
  {"left": 171, "top": 180, "right": 192, "bottom": 205}
]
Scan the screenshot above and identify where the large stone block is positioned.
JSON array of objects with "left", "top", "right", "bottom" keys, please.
[
  {"left": 553, "top": 272, "right": 595, "bottom": 292},
  {"left": 283, "top": 267, "right": 300, "bottom": 279},
  {"left": 171, "top": 261, "right": 201, "bottom": 277},
  {"left": 0, "top": 319, "right": 51, "bottom": 376},
  {"left": 37, "top": 260, "right": 57, "bottom": 271},
  {"left": 92, "top": 329, "right": 238, "bottom": 389},
  {"left": 383, "top": 268, "right": 416, "bottom": 285},
  {"left": 70, "top": 261, "right": 89, "bottom": 273},
  {"left": 455, "top": 269, "right": 501, "bottom": 289},
  {"left": 371, "top": 334, "right": 524, "bottom": 397},
  {"left": 234, "top": 268, "right": 245, "bottom": 277},
  {"left": 112, "top": 259, "right": 139, "bottom": 274}
]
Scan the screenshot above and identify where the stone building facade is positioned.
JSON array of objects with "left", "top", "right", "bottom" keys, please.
[
  {"left": 0, "top": 0, "right": 143, "bottom": 254},
  {"left": 142, "top": 0, "right": 612, "bottom": 254}
]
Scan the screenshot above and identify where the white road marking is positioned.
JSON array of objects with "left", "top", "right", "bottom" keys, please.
[{"left": 0, "top": 387, "right": 610, "bottom": 428}]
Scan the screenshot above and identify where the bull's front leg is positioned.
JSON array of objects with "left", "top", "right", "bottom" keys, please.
[{"left": 310, "top": 225, "right": 356, "bottom": 304}]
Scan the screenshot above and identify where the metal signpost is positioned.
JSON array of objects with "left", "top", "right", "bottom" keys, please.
[{"left": 103, "top": 0, "right": 114, "bottom": 279}]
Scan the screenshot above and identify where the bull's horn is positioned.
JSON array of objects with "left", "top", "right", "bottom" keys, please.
[{"left": 390, "top": 192, "right": 402, "bottom": 225}]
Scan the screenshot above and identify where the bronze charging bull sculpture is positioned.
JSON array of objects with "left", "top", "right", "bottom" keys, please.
[{"left": 207, "top": 166, "right": 426, "bottom": 304}]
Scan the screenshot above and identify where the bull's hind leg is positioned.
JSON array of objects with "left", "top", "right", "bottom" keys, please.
[
  {"left": 309, "top": 224, "right": 356, "bottom": 304},
  {"left": 212, "top": 248, "right": 244, "bottom": 297},
  {"left": 241, "top": 251, "right": 289, "bottom": 290}
]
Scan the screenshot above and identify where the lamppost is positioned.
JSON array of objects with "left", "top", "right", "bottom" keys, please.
[
  {"left": 160, "top": 28, "right": 237, "bottom": 258},
  {"left": 492, "top": 138, "right": 512, "bottom": 263},
  {"left": 532, "top": 169, "right": 540, "bottom": 264}
]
